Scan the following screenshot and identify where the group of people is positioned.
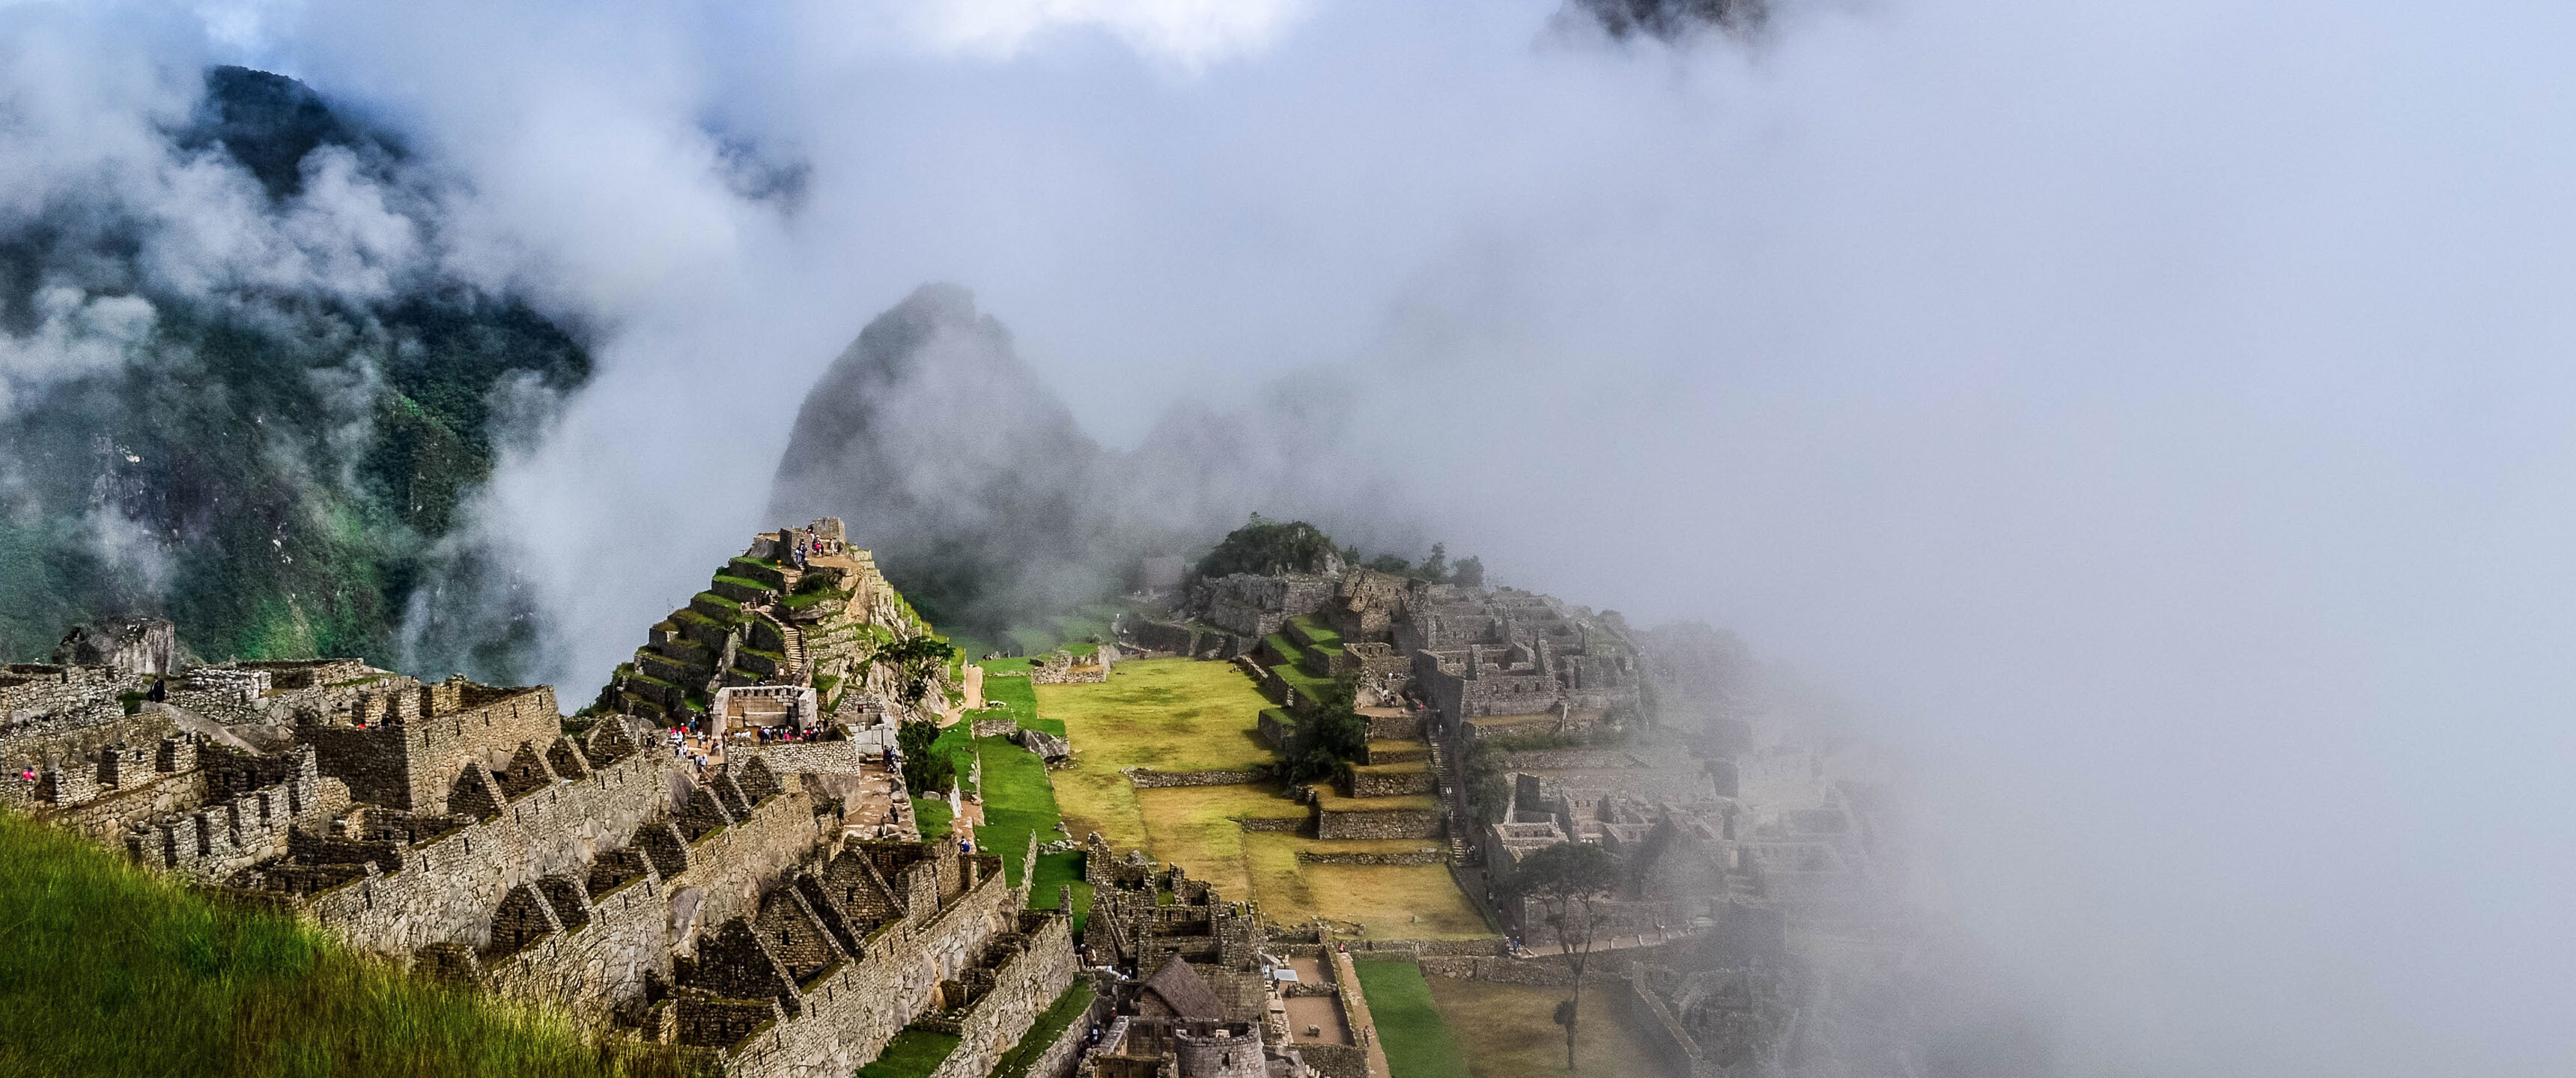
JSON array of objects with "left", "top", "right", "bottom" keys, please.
[
  {"left": 789, "top": 530, "right": 828, "bottom": 571},
  {"left": 667, "top": 726, "right": 719, "bottom": 778},
  {"left": 663, "top": 717, "right": 826, "bottom": 776}
]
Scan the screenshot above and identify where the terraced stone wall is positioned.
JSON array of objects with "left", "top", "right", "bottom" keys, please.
[{"left": 1313, "top": 806, "right": 1442, "bottom": 841}]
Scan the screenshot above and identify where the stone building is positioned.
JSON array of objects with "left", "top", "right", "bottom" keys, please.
[
  {"left": 610, "top": 517, "right": 950, "bottom": 740},
  {"left": 1, "top": 523, "right": 1084, "bottom": 1078},
  {"left": 1072, "top": 834, "right": 1354, "bottom": 1078}
]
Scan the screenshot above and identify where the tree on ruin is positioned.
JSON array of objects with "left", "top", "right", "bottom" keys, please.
[
  {"left": 878, "top": 635, "right": 956, "bottom": 707},
  {"left": 1273, "top": 678, "right": 1371, "bottom": 783},
  {"left": 1508, "top": 840, "right": 1621, "bottom": 1071},
  {"left": 896, "top": 718, "right": 956, "bottom": 797}
]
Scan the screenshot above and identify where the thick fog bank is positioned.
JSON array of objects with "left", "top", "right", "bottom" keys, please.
[{"left": 12, "top": 0, "right": 2576, "bottom": 1074}]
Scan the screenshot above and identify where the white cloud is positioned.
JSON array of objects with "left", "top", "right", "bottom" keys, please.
[{"left": 851, "top": 0, "right": 1310, "bottom": 69}]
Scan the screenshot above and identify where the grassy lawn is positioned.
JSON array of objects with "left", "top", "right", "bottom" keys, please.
[
  {"left": 1038, "top": 657, "right": 1493, "bottom": 945},
  {"left": 976, "top": 656, "right": 1035, "bottom": 677},
  {"left": 1289, "top": 615, "right": 1341, "bottom": 648},
  {"left": 963, "top": 663, "right": 1090, "bottom": 925},
  {"left": 1352, "top": 960, "right": 1471, "bottom": 1078},
  {"left": 1077, "top": 783, "right": 1307, "bottom": 900},
  {"left": 1245, "top": 833, "right": 1489, "bottom": 939},
  {"left": 1313, "top": 789, "right": 1439, "bottom": 814},
  {"left": 1027, "top": 850, "right": 1093, "bottom": 932},
  {"left": 1265, "top": 633, "right": 1307, "bottom": 666},
  {"left": 1273, "top": 662, "right": 1337, "bottom": 704},
  {"left": 972, "top": 734, "right": 1062, "bottom": 879},
  {"left": 854, "top": 1028, "right": 961, "bottom": 1078},
  {"left": 0, "top": 812, "right": 699, "bottom": 1078},
  {"left": 1421, "top": 975, "right": 1665, "bottom": 1078},
  {"left": 993, "top": 981, "right": 1096, "bottom": 1078},
  {"left": 975, "top": 672, "right": 1055, "bottom": 735},
  {"left": 911, "top": 797, "right": 953, "bottom": 839},
  {"left": 1036, "top": 658, "right": 1275, "bottom": 773}
]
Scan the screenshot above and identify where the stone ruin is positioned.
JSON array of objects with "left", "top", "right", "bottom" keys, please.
[
  {"left": 1071, "top": 833, "right": 1361, "bottom": 1078},
  {"left": 608, "top": 517, "right": 951, "bottom": 749},
  {"left": 1, "top": 526, "right": 1089, "bottom": 1078},
  {"left": 1127, "top": 566, "right": 1645, "bottom": 737},
  {"left": 1119, "top": 548, "right": 1931, "bottom": 1077}
]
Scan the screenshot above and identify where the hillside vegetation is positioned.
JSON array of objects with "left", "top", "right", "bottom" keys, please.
[
  {"left": 0, "top": 66, "right": 592, "bottom": 677},
  {"left": 0, "top": 812, "right": 699, "bottom": 1078}
]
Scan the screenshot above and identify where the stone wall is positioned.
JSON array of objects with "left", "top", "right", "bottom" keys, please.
[
  {"left": 1, "top": 698, "right": 171, "bottom": 783},
  {"left": 1255, "top": 709, "right": 1294, "bottom": 749},
  {"left": 1015, "top": 987, "right": 1113, "bottom": 1078},
  {"left": 1297, "top": 1043, "right": 1368, "bottom": 1078},
  {"left": 704, "top": 859, "right": 1030, "bottom": 1078},
  {"left": 0, "top": 664, "right": 131, "bottom": 722},
  {"left": 1122, "top": 620, "right": 1239, "bottom": 661},
  {"left": 1124, "top": 767, "right": 1269, "bottom": 789},
  {"left": 124, "top": 746, "right": 348, "bottom": 880},
  {"left": 1625, "top": 963, "right": 1722, "bottom": 1078},
  {"left": 924, "top": 914, "right": 1080, "bottom": 1078},
  {"left": 1199, "top": 574, "right": 1336, "bottom": 640},
  {"left": 482, "top": 865, "right": 674, "bottom": 1025},
  {"left": 972, "top": 718, "right": 1021, "bottom": 738},
  {"left": 302, "top": 685, "right": 562, "bottom": 812},
  {"left": 732, "top": 739, "right": 870, "bottom": 777},
  {"left": 288, "top": 747, "right": 708, "bottom": 954},
  {"left": 1498, "top": 749, "right": 1642, "bottom": 771},
  {"left": 1513, "top": 767, "right": 1719, "bottom": 807},
  {"left": 1346, "top": 767, "right": 1432, "bottom": 799},
  {"left": 1364, "top": 712, "right": 1421, "bottom": 740},
  {"left": 1294, "top": 848, "right": 1441, "bottom": 866},
  {"left": 1361, "top": 741, "right": 1426, "bottom": 765},
  {"left": 1314, "top": 806, "right": 1442, "bottom": 841}
]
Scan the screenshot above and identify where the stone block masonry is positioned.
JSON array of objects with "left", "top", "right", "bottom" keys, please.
[
  {"left": 1124, "top": 767, "right": 1270, "bottom": 789},
  {"left": 1314, "top": 806, "right": 1443, "bottom": 841},
  {"left": 302, "top": 683, "right": 563, "bottom": 812},
  {"left": 1346, "top": 766, "right": 1433, "bottom": 799},
  {"left": 4, "top": 523, "right": 1113, "bottom": 1078},
  {"left": 693, "top": 855, "right": 1047, "bottom": 1078},
  {"left": 922, "top": 914, "right": 1081, "bottom": 1078},
  {"left": 126, "top": 745, "right": 347, "bottom": 881}
]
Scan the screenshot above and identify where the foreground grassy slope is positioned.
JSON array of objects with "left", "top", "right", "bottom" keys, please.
[{"left": 0, "top": 812, "right": 696, "bottom": 1078}]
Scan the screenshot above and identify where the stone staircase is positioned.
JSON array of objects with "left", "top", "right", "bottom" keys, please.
[
  {"left": 1427, "top": 737, "right": 1468, "bottom": 863},
  {"left": 779, "top": 620, "right": 807, "bottom": 680}
]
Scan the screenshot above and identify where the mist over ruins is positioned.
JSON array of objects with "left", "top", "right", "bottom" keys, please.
[
  {"left": 1, "top": 271, "right": 2017, "bottom": 1077},
  {"left": 6, "top": 1, "right": 2569, "bottom": 1077}
]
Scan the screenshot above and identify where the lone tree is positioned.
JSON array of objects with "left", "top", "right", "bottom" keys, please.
[
  {"left": 896, "top": 718, "right": 955, "bottom": 798},
  {"left": 1508, "top": 841, "right": 1621, "bottom": 1071},
  {"left": 878, "top": 635, "right": 956, "bottom": 707},
  {"left": 1273, "top": 678, "right": 1370, "bottom": 784}
]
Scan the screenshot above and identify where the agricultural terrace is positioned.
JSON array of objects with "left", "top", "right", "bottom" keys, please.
[{"left": 1039, "top": 657, "right": 1488, "bottom": 940}]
